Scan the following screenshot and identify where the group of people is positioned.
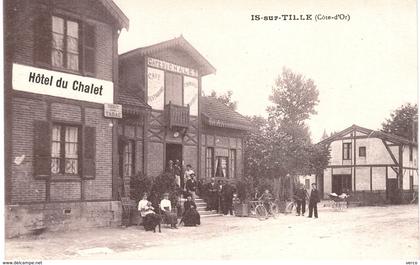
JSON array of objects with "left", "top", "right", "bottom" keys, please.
[
  {"left": 293, "top": 182, "right": 321, "bottom": 218},
  {"left": 167, "top": 161, "right": 198, "bottom": 195},
  {"left": 138, "top": 192, "right": 201, "bottom": 232},
  {"left": 204, "top": 177, "right": 236, "bottom": 215}
]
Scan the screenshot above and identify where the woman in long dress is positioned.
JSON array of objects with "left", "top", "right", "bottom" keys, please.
[
  {"left": 181, "top": 195, "right": 201, "bottom": 226},
  {"left": 160, "top": 193, "right": 178, "bottom": 229},
  {"left": 138, "top": 193, "right": 160, "bottom": 232}
]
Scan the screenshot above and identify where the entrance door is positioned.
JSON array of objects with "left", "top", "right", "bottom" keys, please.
[
  {"left": 332, "top": 174, "right": 352, "bottom": 194},
  {"left": 166, "top": 143, "right": 182, "bottom": 169},
  {"left": 386, "top": 178, "right": 398, "bottom": 204}
]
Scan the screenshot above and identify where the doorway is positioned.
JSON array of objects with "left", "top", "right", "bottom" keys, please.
[
  {"left": 386, "top": 178, "right": 398, "bottom": 204},
  {"left": 332, "top": 174, "right": 352, "bottom": 195},
  {"left": 166, "top": 143, "right": 182, "bottom": 169}
]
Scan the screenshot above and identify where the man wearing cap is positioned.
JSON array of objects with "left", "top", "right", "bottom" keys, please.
[{"left": 308, "top": 183, "right": 320, "bottom": 218}]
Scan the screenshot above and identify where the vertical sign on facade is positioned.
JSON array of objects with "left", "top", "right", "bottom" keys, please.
[
  {"left": 147, "top": 67, "right": 165, "bottom": 110},
  {"left": 184, "top": 76, "right": 198, "bottom": 116}
]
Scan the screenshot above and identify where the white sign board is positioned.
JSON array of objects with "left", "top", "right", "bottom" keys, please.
[
  {"left": 147, "top": 57, "right": 198, "bottom": 77},
  {"left": 147, "top": 67, "right": 164, "bottom": 110},
  {"left": 104, "top": 103, "right": 122, "bottom": 118},
  {"left": 12, "top": 63, "right": 114, "bottom": 104},
  {"left": 184, "top": 76, "right": 198, "bottom": 116}
]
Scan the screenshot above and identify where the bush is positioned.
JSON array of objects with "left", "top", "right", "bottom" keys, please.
[
  {"left": 149, "top": 171, "right": 182, "bottom": 209},
  {"left": 130, "top": 172, "right": 153, "bottom": 202}
]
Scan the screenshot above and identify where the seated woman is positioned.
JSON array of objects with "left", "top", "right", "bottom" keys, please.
[
  {"left": 181, "top": 195, "right": 201, "bottom": 226},
  {"left": 160, "top": 193, "right": 178, "bottom": 229},
  {"left": 138, "top": 193, "right": 161, "bottom": 232}
]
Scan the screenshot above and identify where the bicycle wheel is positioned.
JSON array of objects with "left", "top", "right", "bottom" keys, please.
[
  {"left": 270, "top": 203, "right": 279, "bottom": 218},
  {"left": 284, "top": 201, "right": 294, "bottom": 214},
  {"left": 255, "top": 205, "right": 268, "bottom": 220}
]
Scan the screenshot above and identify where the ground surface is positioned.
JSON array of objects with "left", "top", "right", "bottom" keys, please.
[{"left": 4, "top": 204, "right": 419, "bottom": 260}]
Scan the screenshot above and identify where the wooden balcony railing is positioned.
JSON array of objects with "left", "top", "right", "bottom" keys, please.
[{"left": 165, "top": 102, "right": 189, "bottom": 129}]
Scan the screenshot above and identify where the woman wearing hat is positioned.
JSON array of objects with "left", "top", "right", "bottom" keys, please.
[
  {"left": 138, "top": 193, "right": 161, "bottom": 232},
  {"left": 160, "top": 193, "right": 178, "bottom": 229},
  {"left": 180, "top": 194, "right": 201, "bottom": 226}
]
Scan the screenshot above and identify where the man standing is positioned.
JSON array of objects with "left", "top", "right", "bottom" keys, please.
[
  {"left": 294, "top": 183, "right": 308, "bottom": 216},
  {"left": 186, "top": 173, "right": 198, "bottom": 200},
  {"left": 308, "top": 183, "right": 320, "bottom": 218},
  {"left": 174, "top": 160, "right": 182, "bottom": 189},
  {"left": 221, "top": 181, "right": 234, "bottom": 215},
  {"left": 206, "top": 177, "right": 219, "bottom": 211},
  {"left": 184, "top": 164, "right": 194, "bottom": 190}
]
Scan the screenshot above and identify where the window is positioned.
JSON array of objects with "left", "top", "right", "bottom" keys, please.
[
  {"left": 410, "top": 173, "right": 414, "bottom": 191},
  {"left": 410, "top": 146, "right": 413, "bottom": 161},
  {"left": 34, "top": 13, "right": 95, "bottom": 74},
  {"left": 229, "top": 149, "right": 236, "bottom": 179},
  {"left": 215, "top": 156, "right": 228, "bottom": 178},
  {"left": 206, "top": 147, "right": 214, "bottom": 179},
  {"left": 165, "top": 72, "right": 183, "bottom": 105},
  {"left": 52, "top": 16, "right": 79, "bottom": 71},
  {"left": 305, "top": 179, "right": 310, "bottom": 190},
  {"left": 51, "top": 125, "right": 79, "bottom": 174},
  {"left": 123, "top": 141, "right": 135, "bottom": 177},
  {"left": 343, "top": 142, "right": 352, "bottom": 160},
  {"left": 359, "top": 146, "right": 366, "bottom": 157}
]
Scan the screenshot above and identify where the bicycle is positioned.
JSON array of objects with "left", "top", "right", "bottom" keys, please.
[
  {"left": 284, "top": 200, "right": 296, "bottom": 215},
  {"left": 284, "top": 199, "right": 309, "bottom": 215},
  {"left": 249, "top": 200, "right": 279, "bottom": 220}
]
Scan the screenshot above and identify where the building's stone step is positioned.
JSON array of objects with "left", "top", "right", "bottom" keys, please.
[
  {"left": 201, "top": 213, "right": 223, "bottom": 218},
  {"left": 192, "top": 196, "right": 223, "bottom": 217}
]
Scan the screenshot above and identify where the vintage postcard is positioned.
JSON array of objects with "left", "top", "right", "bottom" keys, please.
[{"left": 2, "top": 0, "right": 418, "bottom": 263}]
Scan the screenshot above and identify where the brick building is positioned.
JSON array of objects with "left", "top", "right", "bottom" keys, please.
[
  {"left": 118, "top": 37, "right": 252, "bottom": 189},
  {"left": 4, "top": 0, "right": 129, "bottom": 237},
  {"left": 318, "top": 125, "right": 418, "bottom": 204}
]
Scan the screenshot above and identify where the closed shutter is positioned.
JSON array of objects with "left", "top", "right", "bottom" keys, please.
[
  {"left": 83, "top": 126, "right": 96, "bottom": 179},
  {"left": 33, "top": 121, "right": 51, "bottom": 178},
  {"left": 82, "top": 23, "right": 95, "bottom": 75},
  {"left": 33, "top": 12, "right": 51, "bottom": 65}
]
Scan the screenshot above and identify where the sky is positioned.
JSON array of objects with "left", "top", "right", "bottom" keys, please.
[{"left": 114, "top": 0, "right": 418, "bottom": 142}]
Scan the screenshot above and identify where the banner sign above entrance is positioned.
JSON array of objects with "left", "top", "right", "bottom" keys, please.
[{"left": 12, "top": 63, "right": 114, "bottom": 104}]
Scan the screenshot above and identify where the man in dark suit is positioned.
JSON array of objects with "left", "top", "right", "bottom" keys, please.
[
  {"left": 308, "top": 183, "right": 320, "bottom": 218},
  {"left": 221, "top": 181, "right": 234, "bottom": 215},
  {"left": 206, "top": 177, "right": 219, "bottom": 211},
  {"left": 294, "top": 183, "right": 308, "bottom": 216}
]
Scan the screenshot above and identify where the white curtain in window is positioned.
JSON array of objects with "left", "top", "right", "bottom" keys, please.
[
  {"left": 65, "top": 126, "right": 78, "bottom": 174},
  {"left": 51, "top": 125, "right": 61, "bottom": 174},
  {"left": 66, "top": 20, "right": 79, "bottom": 71},
  {"left": 52, "top": 16, "right": 64, "bottom": 68}
]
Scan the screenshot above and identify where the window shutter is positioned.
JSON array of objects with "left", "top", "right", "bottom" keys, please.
[
  {"left": 82, "top": 23, "right": 95, "bottom": 75},
  {"left": 33, "top": 12, "right": 51, "bottom": 65},
  {"left": 83, "top": 126, "right": 96, "bottom": 179},
  {"left": 33, "top": 121, "right": 51, "bottom": 179}
]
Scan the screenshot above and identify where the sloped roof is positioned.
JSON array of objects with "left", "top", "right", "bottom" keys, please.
[
  {"left": 119, "top": 36, "right": 216, "bottom": 76},
  {"left": 201, "top": 96, "right": 252, "bottom": 131},
  {"left": 99, "top": 0, "right": 129, "bottom": 30},
  {"left": 318, "top": 124, "right": 416, "bottom": 146},
  {"left": 117, "top": 90, "right": 150, "bottom": 115}
]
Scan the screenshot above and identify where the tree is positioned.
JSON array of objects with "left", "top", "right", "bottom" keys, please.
[
  {"left": 382, "top": 103, "right": 418, "bottom": 142},
  {"left": 267, "top": 67, "right": 319, "bottom": 125},
  {"left": 208, "top": 90, "right": 237, "bottom": 111},
  {"left": 321, "top": 129, "right": 329, "bottom": 141},
  {"left": 244, "top": 68, "right": 330, "bottom": 201}
]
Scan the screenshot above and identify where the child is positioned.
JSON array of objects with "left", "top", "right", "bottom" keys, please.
[{"left": 259, "top": 189, "right": 273, "bottom": 214}]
